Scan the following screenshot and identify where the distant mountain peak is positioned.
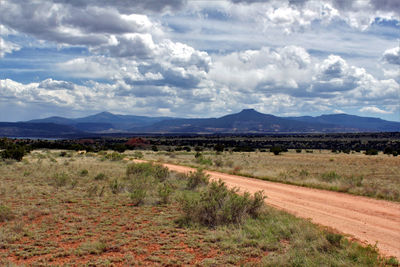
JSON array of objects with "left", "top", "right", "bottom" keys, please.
[
  {"left": 239, "top": 108, "right": 258, "bottom": 113},
  {"left": 96, "top": 111, "right": 115, "bottom": 116}
]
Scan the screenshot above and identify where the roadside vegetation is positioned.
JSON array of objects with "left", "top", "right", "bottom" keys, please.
[
  {"left": 0, "top": 150, "right": 397, "bottom": 266},
  {"left": 140, "top": 149, "right": 400, "bottom": 202}
]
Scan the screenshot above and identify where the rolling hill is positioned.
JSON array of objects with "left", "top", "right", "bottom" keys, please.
[
  {"left": 131, "top": 109, "right": 400, "bottom": 133},
  {"left": 28, "top": 111, "right": 174, "bottom": 132},
  {"left": 0, "top": 109, "right": 399, "bottom": 137}
]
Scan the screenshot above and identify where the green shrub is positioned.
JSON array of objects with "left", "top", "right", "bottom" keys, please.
[
  {"left": 325, "top": 232, "right": 342, "bottom": 248},
  {"left": 1, "top": 144, "right": 27, "bottom": 161},
  {"left": 270, "top": 146, "right": 283, "bottom": 155},
  {"left": 214, "top": 158, "right": 224, "bottom": 167},
  {"left": 109, "top": 179, "right": 123, "bottom": 194},
  {"left": 196, "top": 155, "right": 212, "bottom": 165},
  {"left": 342, "top": 148, "right": 351, "bottom": 154},
  {"left": 153, "top": 164, "right": 169, "bottom": 182},
  {"left": 76, "top": 241, "right": 108, "bottom": 256},
  {"left": 365, "top": 149, "right": 378, "bottom": 155},
  {"left": 132, "top": 151, "right": 144, "bottom": 159},
  {"left": 94, "top": 173, "right": 107, "bottom": 181},
  {"left": 98, "top": 151, "right": 107, "bottom": 156},
  {"left": 104, "top": 152, "right": 124, "bottom": 161},
  {"left": 158, "top": 182, "right": 173, "bottom": 204},
  {"left": 0, "top": 205, "right": 14, "bottom": 222},
  {"left": 126, "top": 162, "right": 153, "bottom": 178},
  {"left": 129, "top": 188, "right": 147, "bottom": 206},
  {"left": 321, "top": 171, "right": 340, "bottom": 182},
  {"left": 179, "top": 180, "right": 265, "bottom": 227},
  {"left": 126, "top": 162, "right": 169, "bottom": 182},
  {"left": 296, "top": 149, "right": 302, "bottom": 153},
  {"left": 248, "top": 191, "right": 267, "bottom": 217},
  {"left": 299, "top": 169, "right": 309, "bottom": 177},
  {"left": 345, "top": 175, "right": 364, "bottom": 187},
  {"left": 53, "top": 172, "right": 69, "bottom": 187},
  {"left": 79, "top": 169, "right": 89, "bottom": 177},
  {"left": 187, "top": 169, "right": 209, "bottom": 190}
]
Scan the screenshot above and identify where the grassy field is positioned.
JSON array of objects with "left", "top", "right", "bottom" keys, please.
[
  {"left": 138, "top": 149, "right": 400, "bottom": 202},
  {"left": 0, "top": 150, "right": 398, "bottom": 266}
]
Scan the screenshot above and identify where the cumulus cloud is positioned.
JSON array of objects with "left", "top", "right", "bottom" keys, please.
[
  {"left": 0, "top": 77, "right": 219, "bottom": 118},
  {"left": 310, "top": 55, "right": 358, "bottom": 93},
  {"left": 0, "top": 37, "right": 20, "bottom": 57},
  {"left": 360, "top": 106, "right": 392, "bottom": 114},
  {"left": 58, "top": 38, "right": 211, "bottom": 92},
  {"left": 228, "top": 0, "right": 399, "bottom": 31},
  {"left": 382, "top": 46, "right": 400, "bottom": 65},
  {"left": 38, "top": 79, "right": 75, "bottom": 91},
  {"left": 0, "top": 1, "right": 163, "bottom": 48},
  {"left": 307, "top": 54, "right": 399, "bottom": 105},
  {"left": 210, "top": 45, "right": 312, "bottom": 94},
  {"left": 209, "top": 46, "right": 399, "bottom": 116}
]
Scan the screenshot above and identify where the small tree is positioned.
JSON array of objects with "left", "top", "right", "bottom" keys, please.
[
  {"left": 270, "top": 146, "right": 283, "bottom": 155},
  {"left": 1, "top": 144, "right": 27, "bottom": 161}
]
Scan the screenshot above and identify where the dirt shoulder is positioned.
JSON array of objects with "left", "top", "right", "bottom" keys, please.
[{"left": 134, "top": 159, "right": 400, "bottom": 259}]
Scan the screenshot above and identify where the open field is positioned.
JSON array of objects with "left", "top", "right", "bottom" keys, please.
[
  {"left": 138, "top": 150, "right": 400, "bottom": 201},
  {"left": 136, "top": 160, "right": 400, "bottom": 259},
  {"left": 0, "top": 150, "right": 397, "bottom": 266}
]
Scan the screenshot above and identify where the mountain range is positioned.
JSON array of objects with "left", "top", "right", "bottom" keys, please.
[{"left": 0, "top": 109, "right": 399, "bottom": 137}]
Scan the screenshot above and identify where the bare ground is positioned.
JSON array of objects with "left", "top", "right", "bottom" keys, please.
[{"left": 134, "top": 159, "right": 400, "bottom": 259}]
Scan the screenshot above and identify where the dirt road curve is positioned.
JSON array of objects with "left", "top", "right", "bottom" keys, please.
[{"left": 133, "top": 160, "right": 400, "bottom": 259}]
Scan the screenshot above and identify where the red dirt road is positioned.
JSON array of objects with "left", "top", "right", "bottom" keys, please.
[{"left": 134, "top": 160, "right": 400, "bottom": 259}]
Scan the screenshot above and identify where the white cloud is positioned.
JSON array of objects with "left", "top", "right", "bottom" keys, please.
[
  {"left": 0, "top": 0, "right": 399, "bottom": 121},
  {"left": 333, "top": 109, "right": 345, "bottom": 114},
  {"left": 382, "top": 46, "right": 400, "bottom": 65},
  {"left": 310, "top": 55, "right": 358, "bottom": 93},
  {"left": 58, "top": 56, "right": 131, "bottom": 79},
  {"left": 209, "top": 45, "right": 312, "bottom": 94},
  {"left": 58, "top": 38, "right": 212, "bottom": 92},
  {"left": 227, "top": 0, "right": 399, "bottom": 31},
  {"left": 0, "top": 1, "right": 164, "bottom": 48},
  {"left": 0, "top": 37, "right": 20, "bottom": 57},
  {"left": 360, "top": 106, "right": 392, "bottom": 114}
]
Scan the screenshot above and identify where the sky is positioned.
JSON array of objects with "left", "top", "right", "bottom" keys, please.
[{"left": 0, "top": 0, "right": 399, "bottom": 122}]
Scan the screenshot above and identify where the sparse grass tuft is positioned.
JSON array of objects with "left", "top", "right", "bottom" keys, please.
[
  {"left": 94, "top": 172, "right": 107, "bottom": 181},
  {"left": 321, "top": 171, "right": 341, "bottom": 182},
  {"left": 0, "top": 204, "right": 14, "bottom": 222},
  {"left": 53, "top": 172, "right": 69, "bottom": 187},
  {"left": 79, "top": 169, "right": 89, "bottom": 176}
]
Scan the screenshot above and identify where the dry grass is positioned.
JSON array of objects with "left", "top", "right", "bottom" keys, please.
[
  {"left": 138, "top": 149, "right": 400, "bottom": 201},
  {"left": 0, "top": 150, "right": 397, "bottom": 266}
]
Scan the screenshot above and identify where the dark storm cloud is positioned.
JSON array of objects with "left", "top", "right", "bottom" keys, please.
[
  {"left": 52, "top": 0, "right": 186, "bottom": 14},
  {"left": 370, "top": 0, "right": 400, "bottom": 14}
]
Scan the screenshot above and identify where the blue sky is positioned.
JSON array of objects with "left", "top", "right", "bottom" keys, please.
[{"left": 0, "top": 0, "right": 399, "bottom": 121}]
